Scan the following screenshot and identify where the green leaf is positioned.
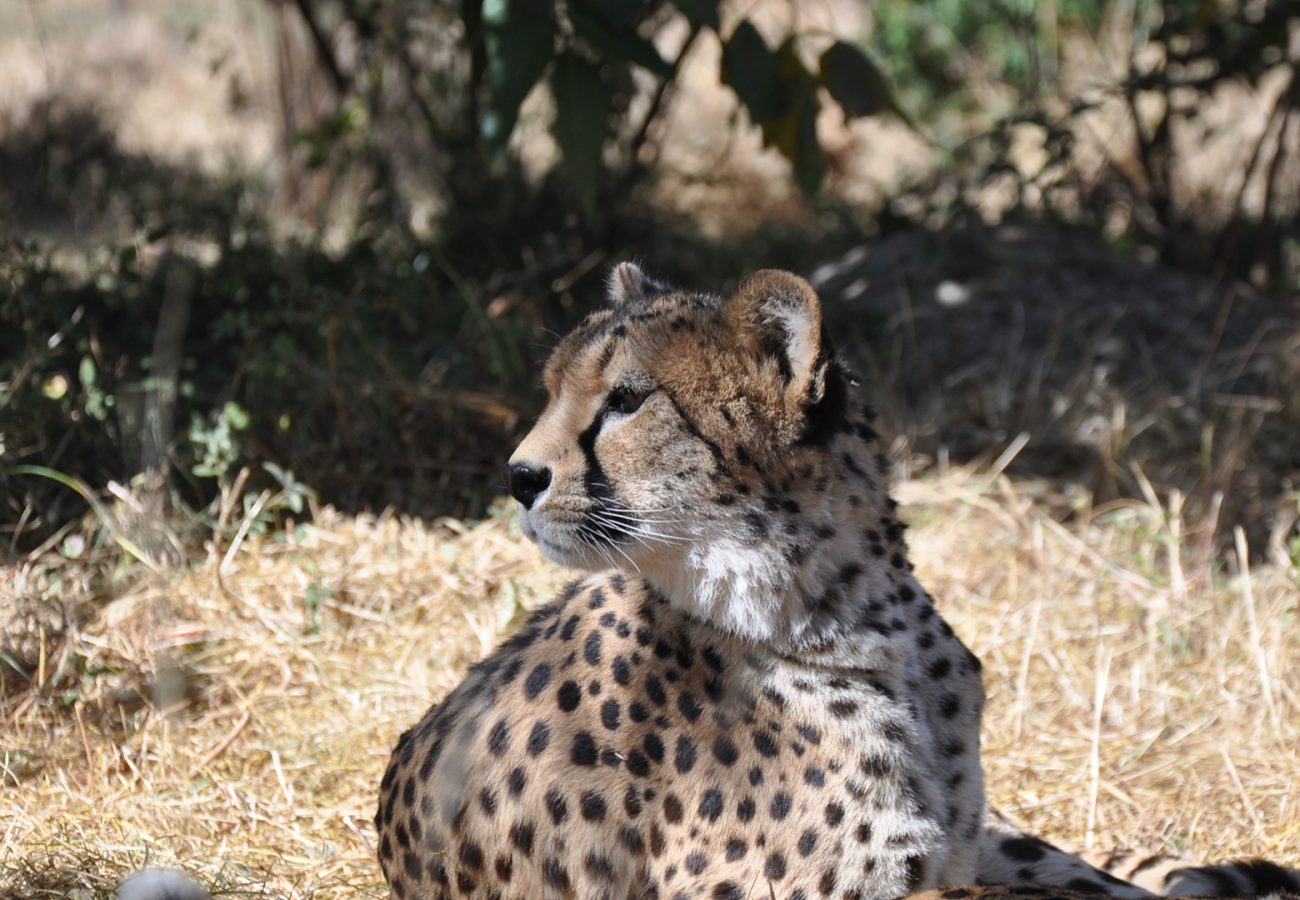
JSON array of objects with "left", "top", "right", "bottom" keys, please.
[
  {"left": 551, "top": 52, "right": 613, "bottom": 214},
  {"left": 818, "top": 41, "right": 893, "bottom": 118},
  {"left": 570, "top": 5, "right": 671, "bottom": 78},
  {"left": 723, "top": 31, "right": 825, "bottom": 196},
  {"left": 721, "top": 20, "right": 784, "bottom": 123},
  {"left": 482, "top": 0, "right": 557, "bottom": 157},
  {"left": 768, "top": 39, "right": 824, "bottom": 195},
  {"left": 670, "top": 0, "right": 719, "bottom": 30}
]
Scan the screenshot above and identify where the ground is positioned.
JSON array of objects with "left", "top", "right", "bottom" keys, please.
[{"left": 1, "top": 467, "right": 1296, "bottom": 898}]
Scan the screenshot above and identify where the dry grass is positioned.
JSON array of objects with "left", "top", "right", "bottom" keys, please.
[{"left": 2, "top": 469, "right": 1297, "bottom": 898}]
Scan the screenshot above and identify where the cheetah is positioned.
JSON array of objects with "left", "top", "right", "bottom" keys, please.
[{"left": 376, "top": 265, "right": 1299, "bottom": 899}]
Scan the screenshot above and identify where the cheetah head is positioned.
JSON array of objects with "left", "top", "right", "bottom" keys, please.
[{"left": 507, "top": 264, "right": 881, "bottom": 642}]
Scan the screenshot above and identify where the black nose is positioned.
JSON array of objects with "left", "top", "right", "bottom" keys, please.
[{"left": 504, "top": 462, "right": 552, "bottom": 509}]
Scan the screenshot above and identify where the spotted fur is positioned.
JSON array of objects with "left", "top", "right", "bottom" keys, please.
[{"left": 376, "top": 265, "right": 1299, "bottom": 900}]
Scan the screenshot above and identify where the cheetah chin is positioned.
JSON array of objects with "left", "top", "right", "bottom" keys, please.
[{"left": 377, "top": 264, "right": 1299, "bottom": 900}]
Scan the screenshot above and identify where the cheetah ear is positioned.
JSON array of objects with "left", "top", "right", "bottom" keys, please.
[
  {"left": 608, "top": 262, "right": 670, "bottom": 307},
  {"left": 726, "top": 269, "right": 831, "bottom": 411}
]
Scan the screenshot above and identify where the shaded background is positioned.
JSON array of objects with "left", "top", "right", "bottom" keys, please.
[
  {"left": 1, "top": 0, "right": 1297, "bottom": 557},
  {"left": 1, "top": 4, "right": 1299, "bottom": 898}
]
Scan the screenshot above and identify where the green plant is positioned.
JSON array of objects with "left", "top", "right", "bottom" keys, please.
[
  {"left": 283, "top": 0, "right": 908, "bottom": 213},
  {"left": 187, "top": 401, "right": 250, "bottom": 482}
]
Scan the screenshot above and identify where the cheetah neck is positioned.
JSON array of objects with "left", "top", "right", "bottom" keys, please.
[{"left": 643, "top": 426, "right": 915, "bottom": 656}]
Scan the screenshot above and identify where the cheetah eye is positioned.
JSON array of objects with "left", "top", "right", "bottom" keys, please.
[{"left": 606, "top": 384, "right": 652, "bottom": 416}]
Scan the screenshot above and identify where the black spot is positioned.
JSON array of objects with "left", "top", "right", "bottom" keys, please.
[
  {"left": 560, "top": 615, "right": 581, "bottom": 640},
  {"left": 543, "top": 858, "right": 571, "bottom": 891},
  {"left": 906, "top": 855, "right": 926, "bottom": 891},
  {"left": 580, "top": 790, "right": 608, "bottom": 822},
  {"left": 500, "top": 655, "right": 524, "bottom": 686},
  {"left": 584, "top": 631, "right": 603, "bottom": 666},
  {"left": 571, "top": 732, "right": 598, "bottom": 766},
  {"left": 612, "top": 655, "right": 631, "bottom": 685},
  {"left": 748, "top": 766, "right": 763, "bottom": 786},
  {"left": 644, "top": 732, "right": 665, "bottom": 763},
  {"left": 1000, "top": 836, "right": 1051, "bottom": 862},
  {"left": 712, "top": 882, "right": 744, "bottom": 900},
  {"left": 676, "top": 692, "right": 702, "bottom": 722},
  {"left": 663, "top": 794, "right": 683, "bottom": 823},
  {"left": 940, "top": 693, "right": 961, "bottom": 718},
  {"left": 861, "top": 754, "right": 893, "bottom": 778},
  {"left": 598, "top": 699, "right": 620, "bottom": 730},
  {"left": 620, "top": 825, "right": 646, "bottom": 854},
  {"left": 675, "top": 736, "right": 697, "bottom": 773},
  {"left": 627, "top": 749, "right": 651, "bottom": 777},
  {"left": 798, "top": 829, "right": 817, "bottom": 856},
  {"left": 712, "top": 736, "right": 738, "bottom": 766},
  {"left": 557, "top": 680, "right": 582, "bottom": 712},
  {"left": 698, "top": 789, "right": 724, "bottom": 821},
  {"left": 703, "top": 645, "right": 725, "bottom": 671},
  {"left": 510, "top": 821, "right": 535, "bottom": 855},
  {"left": 764, "top": 851, "right": 787, "bottom": 880},
  {"left": 770, "top": 792, "right": 792, "bottom": 820},
  {"left": 828, "top": 699, "right": 858, "bottom": 717},
  {"left": 725, "top": 838, "right": 747, "bottom": 861},
  {"left": 545, "top": 789, "right": 569, "bottom": 824},
  {"left": 856, "top": 822, "right": 872, "bottom": 842},
  {"left": 523, "top": 663, "right": 552, "bottom": 700},
  {"left": 804, "top": 766, "right": 826, "bottom": 787},
  {"left": 459, "top": 841, "right": 484, "bottom": 870},
  {"left": 737, "top": 797, "right": 756, "bottom": 822},
  {"left": 479, "top": 788, "right": 497, "bottom": 816},
  {"left": 685, "top": 851, "right": 708, "bottom": 875},
  {"left": 643, "top": 823, "right": 664, "bottom": 858},
  {"left": 629, "top": 701, "right": 650, "bottom": 722},
  {"left": 624, "top": 784, "right": 643, "bottom": 816},
  {"left": 526, "top": 721, "right": 550, "bottom": 755},
  {"left": 507, "top": 766, "right": 526, "bottom": 796},
  {"left": 645, "top": 674, "right": 667, "bottom": 705},
  {"left": 753, "top": 731, "right": 778, "bottom": 757},
  {"left": 494, "top": 855, "right": 512, "bottom": 882},
  {"left": 487, "top": 718, "right": 509, "bottom": 756},
  {"left": 825, "top": 801, "right": 844, "bottom": 826},
  {"left": 928, "top": 657, "right": 952, "bottom": 679}
]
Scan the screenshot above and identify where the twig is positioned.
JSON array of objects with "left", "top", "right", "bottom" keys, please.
[
  {"left": 1219, "top": 745, "right": 1266, "bottom": 842},
  {"left": 193, "top": 710, "right": 252, "bottom": 773},
  {"left": 289, "top": 0, "right": 349, "bottom": 97},
  {"left": 1085, "top": 640, "right": 1111, "bottom": 848},
  {"left": 619, "top": 23, "right": 704, "bottom": 189},
  {"left": 221, "top": 489, "right": 272, "bottom": 576},
  {"left": 1234, "top": 526, "right": 1279, "bottom": 733},
  {"left": 73, "top": 703, "right": 94, "bottom": 781}
]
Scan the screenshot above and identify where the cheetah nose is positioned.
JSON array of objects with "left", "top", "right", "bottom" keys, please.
[{"left": 504, "top": 462, "right": 552, "bottom": 509}]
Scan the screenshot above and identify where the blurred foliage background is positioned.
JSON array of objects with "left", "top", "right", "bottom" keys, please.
[{"left": 1, "top": 0, "right": 1297, "bottom": 561}]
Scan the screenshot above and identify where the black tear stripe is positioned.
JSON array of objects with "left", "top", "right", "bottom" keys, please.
[
  {"left": 577, "top": 411, "right": 627, "bottom": 544},
  {"left": 662, "top": 390, "right": 732, "bottom": 479}
]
